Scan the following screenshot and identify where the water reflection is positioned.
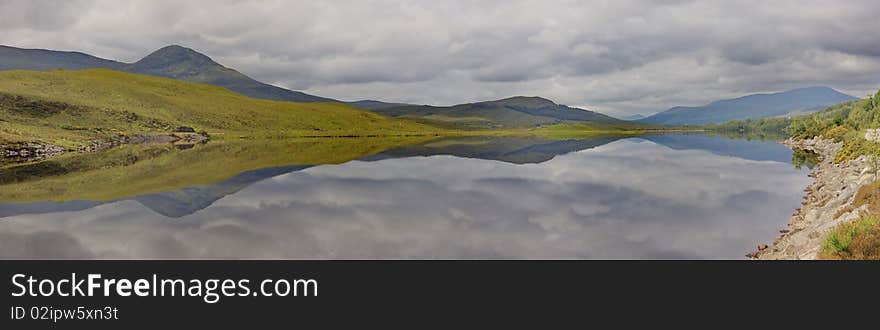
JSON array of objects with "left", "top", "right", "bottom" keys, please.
[{"left": 0, "top": 135, "right": 811, "bottom": 259}]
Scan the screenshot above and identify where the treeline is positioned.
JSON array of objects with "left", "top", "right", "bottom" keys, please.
[
  {"left": 702, "top": 117, "right": 792, "bottom": 141},
  {"left": 789, "top": 91, "right": 880, "bottom": 162}
]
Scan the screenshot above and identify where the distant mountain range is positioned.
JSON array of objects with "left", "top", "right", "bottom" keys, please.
[
  {"left": 1, "top": 45, "right": 859, "bottom": 127},
  {"left": 0, "top": 45, "right": 624, "bottom": 127},
  {"left": 638, "top": 87, "right": 857, "bottom": 125},
  {"left": 370, "top": 96, "right": 628, "bottom": 129}
]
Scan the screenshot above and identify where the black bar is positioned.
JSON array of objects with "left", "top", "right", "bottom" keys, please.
[{"left": 1, "top": 261, "right": 875, "bottom": 328}]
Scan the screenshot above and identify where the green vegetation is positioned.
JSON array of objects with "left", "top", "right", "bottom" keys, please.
[
  {"left": 788, "top": 100, "right": 863, "bottom": 140},
  {"left": 701, "top": 118, "right": 786, "bottom": 139},
  {"left": 702, "top": 117, "right": 791, "bottom": 141},
  {"left": 820, "top": 215, "right": 880, "bottom": 260},
  {"left": 0, "top": 69, "right": 441, "bottom": 148},
  {"left": 788, "top": 94, "right": 880, "bottom": 163}
]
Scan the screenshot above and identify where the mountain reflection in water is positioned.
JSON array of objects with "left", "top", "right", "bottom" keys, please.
[{"left": 0, "top": 134, "right": 811, "bottom": 259}]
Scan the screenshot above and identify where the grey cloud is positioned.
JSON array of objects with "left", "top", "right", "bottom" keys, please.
[{"left": 0, "top": 0, "right": 91, "bottom": 30}]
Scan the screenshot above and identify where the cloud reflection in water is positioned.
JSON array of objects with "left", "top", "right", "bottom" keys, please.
[{"left": 0, "top": 138, "right": 811, "bottom": 259}]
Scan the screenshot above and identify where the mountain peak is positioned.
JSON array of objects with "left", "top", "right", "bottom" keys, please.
[
  {"left": 790, "top": 86, "right": 836, "bottom": 92},
  {"left": 133, "top": 45, "right": 218, "bottom": 69},
  {"left": 784, "top": 86, "right": 852, "bottom": 97},
  {"left": 148, "top": 44, "right": 208, "bottom": 57},
  {"left": 485, "top": 96, "right": 557, "bottom": 108}
]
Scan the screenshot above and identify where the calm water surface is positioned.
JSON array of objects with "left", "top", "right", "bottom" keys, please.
[{"left": 0, "top": 134, "right": 812, "bottom": 259}]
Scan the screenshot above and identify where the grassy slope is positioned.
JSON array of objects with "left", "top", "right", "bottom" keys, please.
[{"left": 0, "top": 69, "right": 440, "bottom": 147}]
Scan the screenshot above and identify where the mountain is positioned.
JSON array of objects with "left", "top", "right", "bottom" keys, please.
[
  {"left": 0, "top": 44, "right": 343, "bottom": 103},
  {"left": 639, "top": 87, "right": 857, "bottom": 125},
  {"left": 369, "top": 96, "right": 629, "bottom": 129},
  {"left": 620, "top": 114, "right": 645, "bottom": 121},
  {"left": 127, "top": 45, "right": 337, "bottom": 102},
  {"left": 0, "top": 45, "right": 636, "bottom": 126},
  {"left": 346, "top": 99, "right": 412, "bottom": 110},
  {"left": 0, "top": 45, "right": 124, "bottom": 71}
]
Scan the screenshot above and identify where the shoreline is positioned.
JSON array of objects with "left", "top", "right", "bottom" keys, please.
[
  {"left": 753, "top": 137, "right": 876, "bottom": 260},
  {"left": 2, "top": 128, "right": 681, "bottom": 164}
]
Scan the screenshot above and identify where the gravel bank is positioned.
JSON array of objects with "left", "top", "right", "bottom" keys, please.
[{"left": 754, "top": 137, "right": 876, "bottom": 259}]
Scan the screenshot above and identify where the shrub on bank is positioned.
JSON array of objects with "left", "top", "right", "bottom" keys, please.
[
  {"left": 820, "top": 215, "right": 880, "bottom": 260},
  {"left": 853, "top": 180, "right": 880, "bottom": 214},
  {"left": 834, "top": 133, "right": 880, "bottom": 163},
  {"left": 822, "top": 126, "right": 850, "bottom": 142}
]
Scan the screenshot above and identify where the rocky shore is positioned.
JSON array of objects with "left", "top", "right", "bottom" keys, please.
[
  {"left": 753, "top": 137, "right": 876, "bottom": 259},
  {"left": 1, "top": 132, "right": 209, "bottom": 163},
  {"left": 1, "top": 142, "right": 66, "bottom": 161}
]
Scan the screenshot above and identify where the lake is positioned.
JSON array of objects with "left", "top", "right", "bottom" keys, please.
[{"left": 0, "top": 134, "right": 812, "bottom": 259}]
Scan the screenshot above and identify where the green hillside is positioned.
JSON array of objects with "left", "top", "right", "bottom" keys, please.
[
  {"left": 370, "top": 96, "right": 633, "bottom": 129},
  {"left": 0, "top": 69, "right": 440, "bottom": 148}
]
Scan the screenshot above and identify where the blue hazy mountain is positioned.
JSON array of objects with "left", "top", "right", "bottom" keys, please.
[{"left": 639, "top": 87, "right": 857, "bottom": 125}]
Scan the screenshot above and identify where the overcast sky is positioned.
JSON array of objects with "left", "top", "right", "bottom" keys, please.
[{"left": 2, "top": 0, "right": 879, "bottom": 116}]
